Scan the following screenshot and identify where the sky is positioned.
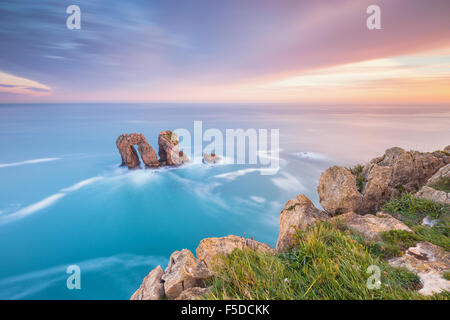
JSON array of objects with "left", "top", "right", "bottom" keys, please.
[{"left": 0, "top": 0, "right": 450, "bottom": 104}]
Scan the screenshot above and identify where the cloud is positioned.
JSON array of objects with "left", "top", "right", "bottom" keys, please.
[{"left": 0, "top": 71, "right": 51, "bottom": 96}]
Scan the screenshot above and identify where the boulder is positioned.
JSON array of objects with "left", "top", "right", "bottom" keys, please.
[
  {"left": 158, "top": 131, "right": 189, "bottom": 166},
  {"left": 331, "top": 212, "right": 412, "bottom": 241},
  {"left": 425, "top": 163, "right": 450, "bottom": 187},
  {"left": 416, "top": 186, "right": 449, "bottom": 205},
  {"left": 161, "top": 249, "right": 213, "bottom": 300},
  {"left": 276, "top": 194, "right": 329, "bottom": 252},
  {"left": 319, "top": 147, "right": 449, "bottom": 215},
  {"left": 116, "top": 133, "right": 159, "bottom": 169},
  {"left": 196, "top": 235, "right": 274, "bottom": 268},
  {"left": 130, "top": 265, "right": 165, "bottom": 300},
  {"left": 445, "top": 145, "right": 450, "bottom": 153},
  {"left": 203, "top": 153, "right": 222, "bottom": 164},
  {"left": 317, "top": 166, "right": 363, "bottom": 216},
  {"left": 389, "top": 242, "right": 450, "bottom": 295},
  {"left": 361, "top": 164, "right": 392, "bottom": 214},
  {"left": 175, "top": 287, "right": 210, "bottom": 300}
]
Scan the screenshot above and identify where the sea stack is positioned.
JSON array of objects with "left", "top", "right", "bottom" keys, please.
[
  {"left": 116, "top": 133, "right": 159, "bottom": 169},
  {"left": 158, "top": 130, "right": 189, "bottom": 166}
]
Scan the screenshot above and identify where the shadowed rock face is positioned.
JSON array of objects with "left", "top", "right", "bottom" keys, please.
[
  {"left": 116, "top": 133, "right": 159, "bottom": 169},
  {"left": 158, "top": 130, "right": 189, "bottom": 166}
]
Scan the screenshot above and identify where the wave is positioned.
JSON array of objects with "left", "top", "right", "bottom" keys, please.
[
  {"left": 0, "top": 157, "right": 61, "bottom": 168},
  {"left": 293, "top": 152, "right": 328, "bottom": 161},
  {"left": 271, "top": 171, "right": 305, "bottom": 192},
  {"left": 0, "top": 193, "right": 65, "bottom": 226},
  {"left": 213, "top": 167, "right": 278, "bottom": 181},
  {"left": 61, "top": 177, "right": 104, "bottom": 192},
  {"left": 0, "top": 176, "right": 104, "bottom": 226}
]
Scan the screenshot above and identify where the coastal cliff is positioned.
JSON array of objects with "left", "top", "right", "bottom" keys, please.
[{"left": 131, "top": 145, "right": 450, "bottom": 300}]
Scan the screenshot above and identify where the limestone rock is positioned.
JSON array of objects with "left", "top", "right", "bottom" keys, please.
[
  {"left": 320, "top": 146, "right": 450, "bottom": 215},
  {"left": 317, "top": 166, "right": 363, "bottom": 216},
  {"left": 331, "top": 212, "right": 412, "bottom": 241},
  {"left": 116, "top": 133, "right": 159, "bottom": 169},
  {"left": 130, "top": 265, "right": 165, "bottom": 300},
  {"left": 158, "top": 131, "right": 189, "bottom": 166},
  {"left": 361, "top": 164, "right": 392, "bottom": 213},
  {"left": 276, "top": 194, "right": 329, "bottom": 252},
  {"left": 196, "top": 235, "right": 274, "bottom": 268},
  {"left": 161, "top": 249, "right": 213, "bottom": 299},
  {"left": 425, "top": 163, "right": 450, "bottom": 187},
  {"left": 203, "top": 153, "right": 222, "bottom": 164},
  {"left": 416, "top": 186, "right": 449, "bottom": 205},
  {"left": 175, "top": 287, "right": 209, "bottom": 300},
  {"left": 389, "top": 242, "right": 450, "bottom": 295}
]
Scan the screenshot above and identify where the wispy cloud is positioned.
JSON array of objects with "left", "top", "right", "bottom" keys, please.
[{"left": 0, "top": 71, "right": 51, "bottom": 96}]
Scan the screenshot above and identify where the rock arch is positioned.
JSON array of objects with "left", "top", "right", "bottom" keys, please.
[{"left": 116, "top": 133, "right": 159, "bottom": 169}]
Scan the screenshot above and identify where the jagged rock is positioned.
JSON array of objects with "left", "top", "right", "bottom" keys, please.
[
  {"left": 362, "top": 147, "right": 448, "bottom": 199},
  {"left": 116, "top": 133, "right": 159, "bottom": 169},
  {"left": 416, "top": 186, "right": 449, "bottom": 205},
  {"left": 319, "top": 147, "right": 449, "bottom": 215},
  {"left": 276, "top": 194, "right": 329, "bottom": 252},
  {"left": 389, "top": 242, "right": 450, "bottom": 295},
  {"left": 196, "top": 235, "right": 274, "bottom": 268},
  {"left": 175, "top": 287, "right": 210, "bottom": 300},
  {"left": 161, "top": 249, "right": 213, "bottom": 300},
  {"left": 425, "top": 163, "right": 450, "bottom": 187},
  {"left": 331, "top": 212, "right": 412, "bottom": 241},
  {"left": 158, "top": 131, "right": 189, "bottom": 166},
  {"left": 317, "top": 166, "right": 363, "bottom": 216},
  {"left": 130, "top": 265, "right": 165, "bottom": 300},
  {"left": 203, "top": 153, "right": 221, "bottom": 164}
]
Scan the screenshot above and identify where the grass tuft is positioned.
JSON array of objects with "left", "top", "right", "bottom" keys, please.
[{"left": 204, "top": 223, "right": 446, "bottom": 300}]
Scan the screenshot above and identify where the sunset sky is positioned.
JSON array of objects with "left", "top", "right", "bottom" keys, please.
[{"left": 1, "top": 0, "right": 450, "bottom": 103}]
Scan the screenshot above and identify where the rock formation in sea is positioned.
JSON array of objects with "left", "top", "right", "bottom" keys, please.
[
  {"left": 116, "top": 131, "right": 189, "bottom": 169},
  {"left": 158, "top": 130, "right": 189, "bottom": 166},
  {"left": 131, "top": 145, "right": 450, "bottom": 299},
  {"left": 116, "top": 133, "right": 159, "bottom": 169}
]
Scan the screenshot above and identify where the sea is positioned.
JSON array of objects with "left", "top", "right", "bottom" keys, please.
[{"left": 0, "top": 103, "right": 448, "bottom": 299}]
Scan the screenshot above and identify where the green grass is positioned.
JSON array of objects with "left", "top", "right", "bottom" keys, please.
[
  {"left": 348, "top": 164, "right": 366, "bottom": 193},
  {"left": 444, "top": 271, "right": 450, "bottom": 281},
  {"left": 204, "top": 223, "right": 448, "bottom": 300},
  {"left": 381, "top": 193, "right": 450, "bottom": 250},
  {"left": 430, "top": 177, "right": 450, "bottom": 193},
  {"left": 354, "top": 230, "right": 421, "bottom": 259}
]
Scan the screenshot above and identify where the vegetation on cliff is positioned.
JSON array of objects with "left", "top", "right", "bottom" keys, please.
[{"left": 204, "top": 195, "right": 449, "bottom": 300}]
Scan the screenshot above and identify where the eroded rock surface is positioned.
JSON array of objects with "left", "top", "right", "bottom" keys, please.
[
  {"left": 331, "top": 212, "right": 412, "bottom": 241},
  {"left": 158, "top": 131, "right": 189, "bottom": 166},
  {"left": 317, "top": 166, "right": 363, "bottom": 216},
  {"left": 130, "top": 265, "right": 165, "bottom": 300},
  {"left": 389, "top": 242, "right": 450, "bottom": 295},
  {"left": 416, "top": 164, "right": 450, "bottom": 205},
  {"left": 196, "top": 235, "right": 274, "bottom": 268},
  {"left": 318, "top": 147, "right": 449, "bottom": 215},
  {"left": 276, "top": 194, "right": 329, "bottom": 252},
  {"left": 116, "top": 133, "right": 159, "bottom": 169},
  {"left": 162, "top": 249, "right": 213, "bottom": 299}
]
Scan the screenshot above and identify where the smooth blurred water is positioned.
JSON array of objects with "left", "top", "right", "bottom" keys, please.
[{"left": 0, "top": 103, "right": 448, "bottom": 299}]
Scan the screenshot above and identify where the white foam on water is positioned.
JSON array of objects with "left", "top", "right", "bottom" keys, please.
[{"left": 0, "top": 157, "right": 61, "bottom": 168}]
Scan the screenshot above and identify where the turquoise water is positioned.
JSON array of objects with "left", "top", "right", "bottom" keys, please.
[{"left": 0, "top": 103, "right": 449, "bottom": 299}]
